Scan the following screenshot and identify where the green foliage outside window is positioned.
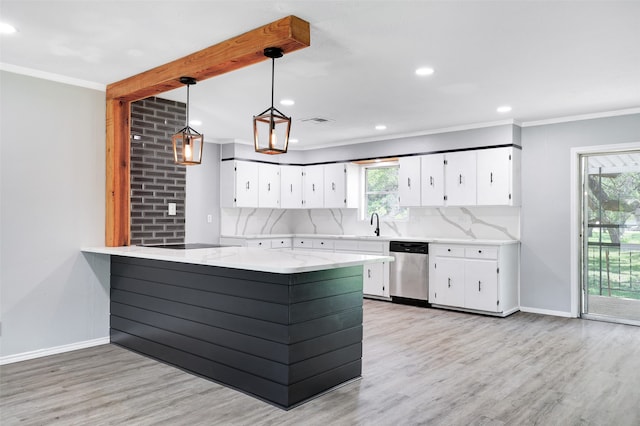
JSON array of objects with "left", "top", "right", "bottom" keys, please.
[{"left": 365, "top": 165, "right": 408, "bottom": 221}]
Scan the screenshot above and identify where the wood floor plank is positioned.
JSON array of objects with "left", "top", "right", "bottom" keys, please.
[{"left": 2, "top": 300, "right": 639, "bottom": 425}]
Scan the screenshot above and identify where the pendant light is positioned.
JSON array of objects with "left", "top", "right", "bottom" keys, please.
[
  {"left": 253, "top": 47, "right": 291, "bottom": 155},
  {"left": 172, "top": 76, "right": 203, "bottom": 165}
]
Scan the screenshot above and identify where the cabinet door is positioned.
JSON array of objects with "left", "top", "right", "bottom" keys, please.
[
  {"left": 477, "top": 147, "right": 512, "bottom": 206},
  {"left": 303, "top": 165, "right": 324, "bottom": 208},
  {"left": 234, "top": 161, "right": 259, "bottom": 207},
  {"left": 363, "top": 262, "right": 385, "bottom": 297},
  {"left": 432, "top": 257, "right": 465, "bottom": 307},
  {"left": 280, "top": 166, "right": 303, "bottom": 209},
  {"left": 398, "top": 156, "right": 421, "bottom": 206},
  {"left": 421, "top": 154, "right": 445, "bottom": 206},
  {"left": 445, "top": 151, "right": 476, "bottom": 206},
  {"left": 324, "top": 163, "right": 346, "bottom": 208},
  {"left": 464, "top": 259, "right": 499, "bottom": 312},
  {"left": 258, "top": 163, "right": 280, "bottom": 208}
]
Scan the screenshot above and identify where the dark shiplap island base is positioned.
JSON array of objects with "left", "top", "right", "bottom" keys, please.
[{"left": 110, "top": 256, "right": 363, "bottom": 409}]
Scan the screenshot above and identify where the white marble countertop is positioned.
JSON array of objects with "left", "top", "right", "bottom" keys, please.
[
  {"left": 221, "top": 234, "right": 519, "bottom": 245},
  {"left": 82, "top": 246, "right": 393, "bottom": 274}
]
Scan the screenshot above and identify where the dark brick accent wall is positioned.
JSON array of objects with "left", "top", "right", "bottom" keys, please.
[{"left": 130, "top": 97, "right": 186, "bottom": 246}]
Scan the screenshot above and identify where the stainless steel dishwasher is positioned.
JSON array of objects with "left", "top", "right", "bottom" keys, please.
[{"left": 389, "top": 241, "right": 429, "bottom": 303}]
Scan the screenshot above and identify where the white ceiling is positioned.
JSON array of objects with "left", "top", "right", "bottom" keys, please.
[{"left": 1, "top": 1, "right": 639, "bottom": 149}]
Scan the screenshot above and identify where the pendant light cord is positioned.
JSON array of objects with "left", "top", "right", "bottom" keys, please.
[
  {"left": 271, "top": 57, "right": 275, "bottom": 110},
  {"left": 186, "top": 83, "right": 190, "bottom": 127}
]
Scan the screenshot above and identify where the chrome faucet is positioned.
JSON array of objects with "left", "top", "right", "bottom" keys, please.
[{"left": 370, "top": 212, "right": 380, "bottom": 237}]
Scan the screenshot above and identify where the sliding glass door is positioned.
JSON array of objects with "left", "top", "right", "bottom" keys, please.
[{"left": 581, "top": 151, "right": 640, "bottom": 324}]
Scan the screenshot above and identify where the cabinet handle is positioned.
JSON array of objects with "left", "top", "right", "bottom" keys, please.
[
  {"left": 447, "top": 248, "right": 451, "bottom": 252},
  {"left": 459, "top": 174, "right": 462, "bottom": 185},
  {"left": 246, "top": 181, "right": 250, "bottom": 190},
  {"left": 407, "top": 177, "right": 411, "bottom": 188},
  {"left": 367, "top": 269, "right": 371, "bottom": 278},
  {"left": 312, "top": 183, "right": 315, "bottom": 192},
  {"left": 430, "top": 176, "right": 434, "bottom": 186},
  {"left": 479, "top": 280, "right": 481, "bottom": 291},
  {"left": 490, "top": 172, "right": 493, "bottom": 183},
  {"left": 478, "top": 250, "right": 482, "bottom": 254},
  {"left": 448, "top": 278, "right": 451, "bottom": 288},
  {"left": 268, "top": 183, "right": 271, "bottom": 191},
  {"left": 332, "top": 182, "right": 336, "bottom": 191},
  {"left": 290, "top": 184, "right": 293, "bottom": 193}
]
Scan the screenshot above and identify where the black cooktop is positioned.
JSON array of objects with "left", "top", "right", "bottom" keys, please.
[{"left": 140, "top": 243, "right": 229, "bottom": 249}]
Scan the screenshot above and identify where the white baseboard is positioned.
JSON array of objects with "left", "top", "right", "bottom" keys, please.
[
  {"left": 519, "top": 306, "right": 575, "bottom": 318},
  {"left": 0, "top": 337, "right": 110, "bottom": 365}
]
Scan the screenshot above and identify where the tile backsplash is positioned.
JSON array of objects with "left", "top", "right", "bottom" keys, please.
[
  {"left": 221, "top": 206, "right": 520, "bottom": 240},
  {"left": 130, "top": 97, "right": 186, "bottom": 245}
]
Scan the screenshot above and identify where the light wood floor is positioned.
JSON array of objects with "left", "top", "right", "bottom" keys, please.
[{"left": 2, "top": 300, "right": 639, "bottom": 425}]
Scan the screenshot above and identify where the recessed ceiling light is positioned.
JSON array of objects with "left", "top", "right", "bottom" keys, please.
[
  {"left": 415, "top": 67, "right": 434, "bottom": 76},
  {"left": 280, "top": 99, "right": 295, "bottom": 106},
  {"left": 497, "top": 105, "right": 512, "bottom": 113},
  {"left": 0, "top": 22, "right": 17, "bottom": 34},
  {"left": 375, "top": 125, "right": 387, "bottom": 131},
  {"left": 289, "top": 138, "right": 299, "bottom": 144},
  {"left": 189, "top": 120, "right": 202, "bottom": 126}
]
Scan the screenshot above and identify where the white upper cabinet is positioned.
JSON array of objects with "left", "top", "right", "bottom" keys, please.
[
  {"left": 420, "top": 154, "right": 445, "bottom": 206},
  {"left": 280, "top": 165, "right": 304, "bottom": 209},
  {"left": 324, "top": 163, "right": 359, "bottom": 208},
  {"left": 476, "top": 147, "right": 521, "bottom": 206},
  {"left": 257, "top": 163, "right": 280, "bottom": 208},
  {"left": 303, "top": 165, "right": 324, "bottom": 208},
  {"left": 398, "top": 156, "right": 421, "bottom": 206},
  {"left": 444, "top": 151, "right": 477, "bottom": 206},
  {"left": 220, "top": 160, "right": 259, "bottom": 208}
]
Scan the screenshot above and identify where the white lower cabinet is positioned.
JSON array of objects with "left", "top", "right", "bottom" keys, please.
[
  {"left": 363, "top": 262, "right": 386, "bottom": 297},
  {"left": 429, "top": 243, "right": 519, "bottom": 316}
]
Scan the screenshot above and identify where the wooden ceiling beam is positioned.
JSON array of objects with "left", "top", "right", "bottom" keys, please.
[
  {"left": 105, "top": 16, "right": 310, "bottom": 246},
  {"left": 106, "top": 15, "right": 310, "bottom": 101}
]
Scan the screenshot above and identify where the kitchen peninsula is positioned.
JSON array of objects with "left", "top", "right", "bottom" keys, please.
[{"left": 82, "top": 245, "right": 391, "bottom": 409}]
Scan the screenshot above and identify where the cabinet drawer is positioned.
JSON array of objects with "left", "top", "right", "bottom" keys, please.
[
  {"left": 432, "top": 246, "right": 465, "bottom": 257},
  {"left": 312, "top": 239, "right": 334, "bottom": 250},
  {"left": 357, "top": 241, "right": 385, "bottom": 253},
  {"left": 272, "top": 238, "right": 292, "bottom": 248},
  {"left": 465, "top": 246, "right": 498, "bottom": 259},
  {"left": 334, "top": 240, "right": 359, "bottom": 252},
  {"left": 294, "top": 239, "right": 310, "bottom": 248},
  {"left": 247, "top": 239, "right": 272, "bottom": 248}
]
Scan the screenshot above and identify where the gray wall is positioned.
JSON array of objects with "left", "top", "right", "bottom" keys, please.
[
  {"left": 221, "top": 123, "right": 519, "bottom": 164},
  {"left": 186, "top": 142, "right": 221, "bottom": 243},
  {"left": 0, "top": 71, "right": 109, "bottom": 359},
  {"left": 520, "top": 113, "right": 640, "bottom": 314}
]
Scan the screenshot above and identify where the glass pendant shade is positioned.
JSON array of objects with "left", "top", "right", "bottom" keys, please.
[
  {"left": 172, "top": 127, "right": 203, "bottom": 165},
  {"left": 253, "top": 47, "right": 291, "bottom": 155},
  {"left": 253, "top": 107, "right": 291, "bottom": 155},
  {"left": 173, "top": 76, "right": 203, "bottom": 165}
]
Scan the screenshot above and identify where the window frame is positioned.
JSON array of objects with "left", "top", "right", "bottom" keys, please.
[{"left": 360, "top": 161, "right": 408, "bottom": 222}]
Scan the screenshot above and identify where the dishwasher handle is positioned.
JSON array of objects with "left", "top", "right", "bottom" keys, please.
[{"left": 389, "top": 241, "right": 429, "bottom": 254}]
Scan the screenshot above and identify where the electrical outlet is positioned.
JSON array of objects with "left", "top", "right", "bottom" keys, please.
[
  {"left": 168, "top": 203, "right": 177, "bottom": 216},
  {"left": 207, "top": 214, "right": 213, "bottom": 223}
]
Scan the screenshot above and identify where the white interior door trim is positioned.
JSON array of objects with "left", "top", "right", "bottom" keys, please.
[{"left": 570, "top": 141, "right": 640, "bottom": 318}]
